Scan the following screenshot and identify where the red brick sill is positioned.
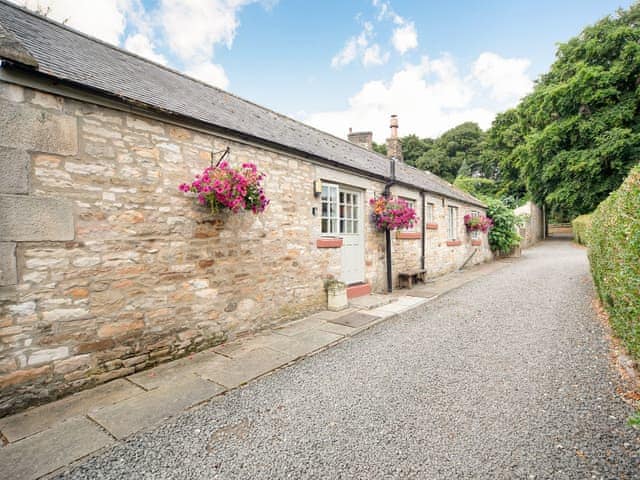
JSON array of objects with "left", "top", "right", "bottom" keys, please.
[
  {"left": 317, "top": 237, "right": 343, "bottom": 248},
  {"left": 347, "top": 283, "right": 371, "bottom": 299},
  {"left": 471, "top": 240, "right": 482, "bottom": 246},
  {"left": 396, "top": 231, "right": 422, "bottom": 240},
  {"left": 425, "top": 223, "right": 438, "bottom": 230},
  {"left": 446, "top": 240, "right": 462, "bottom": 246}
]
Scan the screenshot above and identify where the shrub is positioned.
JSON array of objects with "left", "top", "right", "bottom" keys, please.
[
  {"left": 486, "top": 198, "right": 522, "bottom": 254},
  {"left": 571, "top": 214, "right": 592, "bottom": 245},
  {"left": 588, "top": 165, "right": 640, "bottom": 361}
]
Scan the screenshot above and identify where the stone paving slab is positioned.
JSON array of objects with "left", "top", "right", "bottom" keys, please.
[
  {"left": 128, "top": 351, "right": 221, "bottom": 391},
  {"left": 316, "top": 321, "right": 356, "bottom": 336},
  {"left": 198, "top": 347, "right": 292, "bottom": 389},
  {"left": 252, "top": 330, "right": 339, "bottom": 358},
  {"left": 348, "top": 294, "right": 391, "bottom": 310},
  {"left": 0, "top": 416, "right": 113, "bottom": 480},
  {"left": 272, "top": 316, "right": 329, "bottom": 337},
  {"left": 88, "top": 376, "right": 224, "bottom": 439},
  {"left": 0, "top": 379, "right": 142, "bottom": 443},
  {"left": 328, "top": 311, "right": 381, "bottom": 328}
]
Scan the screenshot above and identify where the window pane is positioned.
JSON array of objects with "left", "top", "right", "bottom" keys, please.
[
  {"left": 353, "top": 220, "right": 358, "bottom": 233},
  {"left": 321, "top": 218, "right": 328, "bottom": 233}
]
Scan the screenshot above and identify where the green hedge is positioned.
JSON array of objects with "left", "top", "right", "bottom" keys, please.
[
  {"left": 572, "top": 214, "right": 592, "bottom": 245},
  {"left": 588, "top": 165, "right": 640, "bottom": 361}
]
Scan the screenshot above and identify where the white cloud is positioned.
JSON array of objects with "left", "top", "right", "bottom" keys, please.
[
  {"left": 331, "top": 37, "right": 359, "bottom": 68},
  {"left": 304, "top": 53, "right": 530, "bottom": 141},
  {"left": 124, "top": 33, "right": 167, "bottom": 65},
  {"left": 17, "top": 0, "right": 130, "bottom": 44},
  {"left": 471, "top": 52, "right": 533, "bottom": 102},
  {"left": 14, "top": 0, "right": 273, "bottom": 91},
  {"left": 185, "top": 61, "right": 229, "bottom": 90},
  {"left": 391, "top": 21, "right": 417, "bottom": 54},
  {"left": 331, "top": 20, "right": 391, "bottom": 69},
  {"left": 159, "top": 0, "right": 255, "bottom": 62},
  {"left": 363, "top": 44, "right": 389, "bottom": 67}
]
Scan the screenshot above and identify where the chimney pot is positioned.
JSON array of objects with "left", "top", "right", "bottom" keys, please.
[{"left": 386, "top": 114, "right": 402, "bottom": 161}]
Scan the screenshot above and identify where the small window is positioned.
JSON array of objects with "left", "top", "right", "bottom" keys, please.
[
  {"left": 426, "top": 203, "right": 434, "bottom": 224},
  {"left": 321, "top": 184, "right": 338, "bottom": 234},
  {"left": 447, "top": 206, "right": 458, "bottom": 240},
  {"left": 402, "top": 198, "right": 417, "bottom": 231},
  {"left": 471, "top": 210, "right": 480, "bottom": 240}
]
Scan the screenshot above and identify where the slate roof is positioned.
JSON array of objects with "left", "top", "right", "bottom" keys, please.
[{"left": 0, "top": 0, "right": 484, "bottom": 208}]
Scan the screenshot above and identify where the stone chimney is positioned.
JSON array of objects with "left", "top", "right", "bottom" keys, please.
[
  {"left": 347, "top": 127, "right": 373, "bottom": 150},
  {"left": 386, "top": 114, "right": 402, "bottom": 161}
]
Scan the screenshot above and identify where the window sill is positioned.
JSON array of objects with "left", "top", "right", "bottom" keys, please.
[
  {"left": 396, "top": 231, "right": 422, "bottom": 240},
  {"left": 446, "top": 240, "right": 462, "bottom": 246},
  {"left": 425, "top": 223, "right": 438, "bottom": 230},
  {"left": 471, "top": 239, "right": 482, "bottom": 246},
  {"left": 317, "top": 237, "right": 343, "bottom": 248}
]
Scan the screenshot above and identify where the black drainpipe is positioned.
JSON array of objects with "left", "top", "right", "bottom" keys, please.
[
  {"left": 420, "top": 191, "right": 426, "bottom": 271},
  {"left": 384, "top": 159, "right": 397, "bottom": 293}
]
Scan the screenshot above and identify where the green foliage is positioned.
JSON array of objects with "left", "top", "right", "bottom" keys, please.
[
  {"left": 401, "top": 134, "right": 433, "bottom": 166},
  {"left": 372, "top": 141, "right": 387, "bottom": 156},
  {"left": 571, "top": 213, "right": 592, "bottom": 245},
  {"left": 486, "top": 198, "right": 522, "bottom": 254},
  {"left": 488, "top": 3, "right": 640, "bottom": 217},
  {"left": 588, "top": 166, "right": 640, "bottom": 361},
  {"left": 453, "top": 176, "right": 498, "bottom": 200},
  {"left": 404, "top": 122, "right": 486, "bottom": 182},
  {"left": 629, "top": 411, "right": 640, "bottom": 428}
]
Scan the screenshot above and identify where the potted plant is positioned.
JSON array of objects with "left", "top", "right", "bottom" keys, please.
[
  {"left": 463, "top": 214, "right": 493, "bottom": 233},
  {"left": 369, "top": 196, "right": 417, "bottom": 231},
  {"left": 325, "top": 279, "right": 348, "bottom": 311},
  {"left": 179, "top": 161, "right": 269, "bottom": 214}
]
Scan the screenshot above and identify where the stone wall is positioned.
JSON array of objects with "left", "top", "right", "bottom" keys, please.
[
  {"left": 0, "top": 80, "right": 492, "bottom": 415},
  {"left": 515, "top": 201, "right": 544, "bottom": 248},
  {"left": 424, "top": 195, "right": 493, "bottom": 278}
]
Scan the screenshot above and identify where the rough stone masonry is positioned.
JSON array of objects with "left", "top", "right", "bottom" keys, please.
[{"left": 0, "top": 81, "right": 492, "bottom": 416}]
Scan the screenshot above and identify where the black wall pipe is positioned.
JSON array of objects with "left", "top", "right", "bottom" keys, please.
[
  {"left": 420, "top": 191, "right": 426, "bottom": 271},
  {"left": 384, "top": 159, "right": 397, "bottom": 293}
]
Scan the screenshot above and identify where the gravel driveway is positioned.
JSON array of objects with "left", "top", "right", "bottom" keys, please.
[{"left": 58, "top": 241, "right": 639, "bottom": 479}]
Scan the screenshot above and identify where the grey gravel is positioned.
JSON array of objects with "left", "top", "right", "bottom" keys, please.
[{"left": 57, "top": 241, "right": 640, "bottom": 479}]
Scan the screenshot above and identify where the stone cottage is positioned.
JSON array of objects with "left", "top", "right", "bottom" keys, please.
[{"left": 0, "top": 1, "right": 492, "bottom": 415}]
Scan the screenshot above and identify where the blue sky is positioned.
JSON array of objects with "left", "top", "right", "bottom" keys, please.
[{"left": 16, "top": 0, "right": 635, "bottom": 140}]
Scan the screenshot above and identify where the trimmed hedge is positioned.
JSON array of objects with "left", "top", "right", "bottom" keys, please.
[
  {"left": 572, "top": 214, "right": 592, "bottom": 245},
  {"left": 588, "top": 165, "right": 640, "bottom": 361}
]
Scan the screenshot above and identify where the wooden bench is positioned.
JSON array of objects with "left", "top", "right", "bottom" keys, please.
[{"left": 398, "top": 269, "right": 427, "bottom": 289}]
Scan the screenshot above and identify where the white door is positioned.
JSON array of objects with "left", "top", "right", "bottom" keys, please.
[{"left": 339, "top": 188, "right": 365, "bottom": 285}]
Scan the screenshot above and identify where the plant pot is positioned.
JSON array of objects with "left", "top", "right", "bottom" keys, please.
[{"left": 326, "top": 281, "right": 348, "bottom": 311}]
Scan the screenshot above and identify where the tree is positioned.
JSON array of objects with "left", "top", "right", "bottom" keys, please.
[
  {"left": 414, "top": 122, "right": 486, "bottom": 182},
  {"left": 497, "top": 3, "right": 640, "bottom": 217},
  {"left": 372, "top": 141, "right": 387, "bottom": 156},
  {"left": 401, "top": 134, "right": 433, "bottom": 166}
]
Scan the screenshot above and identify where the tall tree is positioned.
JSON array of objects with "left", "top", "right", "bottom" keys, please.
[{"left": 500, "top": 3, "right": 640, "bottom": 217}]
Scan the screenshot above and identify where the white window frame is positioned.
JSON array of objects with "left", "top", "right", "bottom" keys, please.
[
  {"left": 426, "top": 202, "right": 434, "bottom": 224},
  {"left": 447, "top": 205, "right": 458, "bottom": 240},
  {"left": 401, "top": 197, "right": 418, "bottom": 231},
  {"left": 470, "top": 210, "right": 480, "bottom": 240},
  {"left": 321, "top": 184, "right": 339, "bottom": 235},
  {"left": 321, "top": 183, "right": 360, "bottom": 236}
]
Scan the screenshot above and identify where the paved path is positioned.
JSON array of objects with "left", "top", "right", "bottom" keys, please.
[{"left": 11, "top": 241, "right": 640, "bottom": 478}]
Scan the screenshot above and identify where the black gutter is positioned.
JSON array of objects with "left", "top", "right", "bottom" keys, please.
[
  {"left": 384, "top": 159, "right": 397, "bottom": 293},
  {"left": 420, "top": 191, "right": 426, "bottom": 271}
]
